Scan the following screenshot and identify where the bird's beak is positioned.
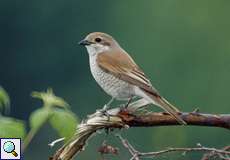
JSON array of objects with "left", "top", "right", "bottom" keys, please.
[{"left": 78, "top": 39, "right": 92, "bottom": 46}]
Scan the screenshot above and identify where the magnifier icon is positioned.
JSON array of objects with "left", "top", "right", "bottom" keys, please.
[{"left": 3, "top": 141, "right": 18, "bottom": 157}]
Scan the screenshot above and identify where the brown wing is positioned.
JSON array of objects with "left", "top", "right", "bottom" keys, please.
[
  {"left": 97, "top": 51, "right": 187, "bottom": 124},
  {"left": 97, "top": 50, "right": 160, "bottom": 96}
]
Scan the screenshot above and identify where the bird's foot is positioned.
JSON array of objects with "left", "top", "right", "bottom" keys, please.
[
  {"left": 104, "top": 127, "right": 115, "bottom": 135},
  {"left": 118, "top": 101, "right": 131, "bottom": 111},
  {"left": 97, "top": 105, "right": 111, "bottom": 121},
  {"left": 119, "top": 104, "right": 129, "bottom": 112}
]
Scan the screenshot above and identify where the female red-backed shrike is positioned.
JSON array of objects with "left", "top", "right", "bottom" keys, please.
[{"left": 79, "top": 32, "right": 186, "bottom": 124}]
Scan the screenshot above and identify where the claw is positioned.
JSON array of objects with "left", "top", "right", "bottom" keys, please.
[
  {"left": 97, "top": 107, "right": 111, "bottom": 121},
  {"left": 119, "top": 105, "right": 130, "bottom": 114}
]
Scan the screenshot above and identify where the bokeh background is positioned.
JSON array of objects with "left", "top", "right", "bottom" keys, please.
[{"left": 0, "top": 0, "right": 229, "bottom": 159}]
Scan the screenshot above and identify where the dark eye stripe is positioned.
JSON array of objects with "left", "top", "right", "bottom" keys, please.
[{"left": 102, "top": 41, "right": 110, "bottom": 46}]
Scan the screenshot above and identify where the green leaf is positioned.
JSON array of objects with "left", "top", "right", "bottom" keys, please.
[
  {"left": 0, "top": 87, "right": 10, "bottom": 113},
  {"left": 0, "top": 116, "right": 26, "bottom": 139},
  {"left": 49, "top": 109, "right": 78, "bottom": 140},
  {"left": 29, "top": 108, "right": 51, "bottom": 131},
  {"left": 31, "top": 88, "right": 69, "bottom": 109}
]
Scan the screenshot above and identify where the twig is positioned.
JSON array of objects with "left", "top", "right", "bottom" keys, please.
[
  {"left": 201, "top": 146, "right": 230, "bottom": 160},
  {"left": 117, "top": 135, "right": 230, "bottom": 160},
  {"left": 116, "top": 135, "right": 139, "bottom": 160},
  {"left": 49, "top": 138, "right": 66, "bottom": 148},
  {"left": 50, "top": 99, "right": 230, "bottom": 160}
]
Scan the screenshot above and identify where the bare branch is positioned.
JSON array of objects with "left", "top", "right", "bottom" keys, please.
[
  {"left": 117, "top": 135, "right": 230, "bottom": 160},
  {"left": 118, "top": 110, "right": 230, "bottom": 129},
  {"left": 201, "top": 145, "right": 230, "bottom": 160},
  {"left": 116, "top": 135, "right": 140, "bottom": 160},
  {"left": 50, "top": 99, "right": 230, "bottom": 160},
  {"left": 49, "top": 138, "right": 66, "bottom": 148}
]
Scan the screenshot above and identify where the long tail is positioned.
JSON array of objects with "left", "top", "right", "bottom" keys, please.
[{"left": 135, "top": 88, "right": 186, "bottom": 125}]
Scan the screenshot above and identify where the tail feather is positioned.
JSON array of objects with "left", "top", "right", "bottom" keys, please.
[
  {"left": 152, "top": 96, "right": 186, "bottom": 125},
  {"left": 160, "top": 97, "right": 180, "bottom": 112},
  {"left": 135, "top": 88, "right": 186, "bottom": 125}
]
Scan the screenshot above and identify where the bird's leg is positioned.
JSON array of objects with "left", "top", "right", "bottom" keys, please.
[
  {"left": 103, "top": 97, "right": 114, "bottom": 110},
  {"left": 124, "top": 96, "right": 133, "bottom": 108},
  {"left": 97, "top": 98, "right": 114, "bottom": 120},
  {"left": 120, "top": 96, "right": 133, "bottom": 111}
]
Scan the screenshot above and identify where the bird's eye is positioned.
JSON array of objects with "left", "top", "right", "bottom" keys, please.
[{"left": 95, "top": 37, "right": 102, "bottom": 42}]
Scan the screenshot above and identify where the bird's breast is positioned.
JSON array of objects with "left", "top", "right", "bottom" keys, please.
[{"left": 89, "top": 55, "right": 133, "bottom": 100}]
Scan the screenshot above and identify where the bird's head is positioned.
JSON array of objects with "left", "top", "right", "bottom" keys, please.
[{"left": 79, "top": 32, "right": 120, "bottom": 56}]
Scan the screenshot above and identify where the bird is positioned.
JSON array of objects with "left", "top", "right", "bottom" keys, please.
[{"left": 78, "top": 32, "right": 186, "bottom": 125}]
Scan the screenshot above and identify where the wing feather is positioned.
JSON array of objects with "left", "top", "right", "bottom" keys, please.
[{"left": 97, "top": 51, "right": 159, "bottom": 95}]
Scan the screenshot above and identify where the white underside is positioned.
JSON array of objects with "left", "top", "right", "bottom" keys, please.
[{"left": 89, "top": 53, "right": 134, "bottom": 100}]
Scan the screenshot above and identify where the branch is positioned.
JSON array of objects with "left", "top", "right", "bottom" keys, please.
[
  {"left": 118, "top": 110, "right": 230, "bottom": 129},
  {"left": 201, "top": 146, "right": 230, "bottom": 160},
  {"left": 117, "top": 135, "right": 230, "bottom": 160},
  {"left": 50, "top": 99, "right": 230, "bottom": 160}
]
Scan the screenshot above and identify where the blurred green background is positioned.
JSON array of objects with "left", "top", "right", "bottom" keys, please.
[{"left": 0, "top": 0, "right": 229, "bottom": 159}]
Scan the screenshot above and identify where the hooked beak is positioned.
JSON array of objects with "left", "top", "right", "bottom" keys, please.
[{"left": 78, "top": 39, "right": 92, "bottom": 46}]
